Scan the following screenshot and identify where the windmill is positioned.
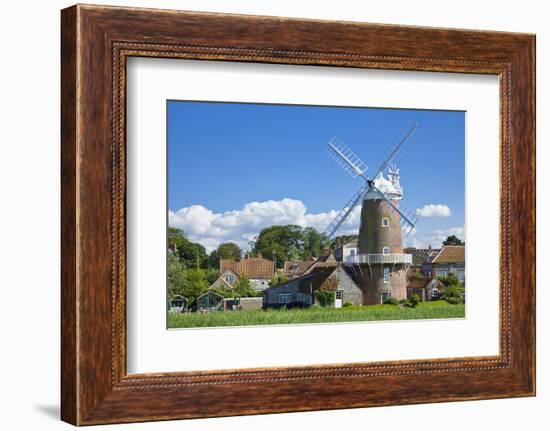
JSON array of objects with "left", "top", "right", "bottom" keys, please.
[{"left": 324, "top": 123, "right": 419, "bottom": 304}]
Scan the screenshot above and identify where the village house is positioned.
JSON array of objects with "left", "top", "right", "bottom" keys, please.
[
  {"left": 282, "top": 258, "right": 317, "bottom": 279},
  {"left": 209, "top": 268, "right": 239, "bottom": 290},
  {"left": 209, "top": 255, "right": 275, "bottom": 291},
  {"left": 263, "top": 262, "right": 364, "bottom": 308},
  {"left": 196, "top": 291, "right": 224, "bottom": 312},
  {"left": 167, "top": 295, "right": 188, "bottom": 313},
  {"left": 407, "top": 276, "right": 445, "bottom": 302},
  {"left": 334, "top": 238, "right": 359, "bottom": 262},
  {"left": 403, "top": 246, "right": 440, "bottom": 267},
  {"left": 423, "top": 245, "right": 465, "bottom": 284}
]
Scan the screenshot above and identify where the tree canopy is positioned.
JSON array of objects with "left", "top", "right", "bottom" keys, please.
[
  {"left": 442, "top": 235, "right": 465, "bottom": 246},
  {"left": 169, "top": 227, "right": 209, "bottom": 268},
  {"left": 251, "top": 225, "right": 329, "bottom": 267},
  {"left": 209, "top": 242, "right": 242, "bottom": 268}
]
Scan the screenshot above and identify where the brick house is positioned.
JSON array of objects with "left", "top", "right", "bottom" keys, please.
[
  {"left": 209, "top": 255, "right": 275, "bottom": 291},
  {"left": 424, "top": 245, "right": 465, "bottom": 284},
  {"left": 407, "top": 277, "right": 445, "bottom": 301}
]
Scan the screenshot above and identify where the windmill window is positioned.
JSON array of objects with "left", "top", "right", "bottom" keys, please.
[
  {"left": 383, "top": 267, "right": 390, "bottom": 283},
  {"left": 383, "top": 247, "right": 390, "bottom": 255},
  {"left": 381, "top": 218, "right": 389, "bottom": 227}
]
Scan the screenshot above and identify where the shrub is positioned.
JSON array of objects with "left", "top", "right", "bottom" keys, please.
[
  {"left": 399, "top": 298, "right": 409, "bottom": 304},
  {"left": 343, "top": 301, "right": 353, "bottom": 308},
  {"left": 445, "top": 296, "right": 462, "bottom": 305},
  {"left": 383, "top": 297, "right": 399, "bottom": 305},
  {"left": 442, "top": 284, "right": 465, "bottom": 304},
  {"left": 409, "top": 293, "right": 421, "bottom": 308},
  {"left": 315, "top": 289, "right": 335, "bottom": 307}
]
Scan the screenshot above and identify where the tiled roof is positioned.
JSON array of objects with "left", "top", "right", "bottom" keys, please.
[
  {"left": 283, "top": 260, "right": 317, "bottom": 277},
  {"left": 403, "top": 247, "right": 440, "bottom": 265},
  {"left": 407, "top": 277, "right": 431, "bottom": 289},
  {"left": 431, "top": 246, "right": 465, "bottom": 264},
  {"left": 220, "top": 257, "right": 275, "bottom": 279}
]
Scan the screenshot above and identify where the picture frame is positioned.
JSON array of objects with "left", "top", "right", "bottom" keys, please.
[{"left": 60, "top": 4, "right": 535, "bottom": 425}]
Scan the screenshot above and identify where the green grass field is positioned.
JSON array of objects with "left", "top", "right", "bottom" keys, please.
[{"left": 168, "top": 301, "right": 465, "bottom": 329}]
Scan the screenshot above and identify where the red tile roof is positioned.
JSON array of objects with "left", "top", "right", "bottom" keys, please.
[
  {"left": 283, "top": 260, "right": 317, "bottom": 277},
  {"left": 432, "top": 246, "right": 465, "bottom": 264},
  {"left": 220, "top": 257, "right": 275, "bottom": 279}
]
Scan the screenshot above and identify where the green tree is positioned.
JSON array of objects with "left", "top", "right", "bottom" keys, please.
[
  {"left": 302, "top": 227, "right": 330, "bottom": 260},
  {"left": 168, "top": 227, "right": 209, "bottom": 268},
  {"left": 209, "top": 242, "right": 242, "bottom": 268},
  {"left": 437, "top": 272, "right": 461, "bottom": 288},
  {"left": 269, "top": 272, "right": 288, "bottom": 287},
  {"left": 183, "top": 268, "right": 209, "bottom": 305},
  {"left": 178, "top": 238, "right": 208, "bottom": 269},
  {"left": 233, "top": 276, "right": 262, "bottom": 297},
  {"left": 437, "top": 272, "right": 464, "bottom": 304},
  {"left": 252, "top": 225, "right": 304, "bottom": 267},
  {"left": 442, "top": 235, "right": 465, "bottom": 246},
  {"left": 441, "top": 285, "right": 465, "bottom": 304},
  {"left": 204, "top": 268, "right": 220, "bottom": 285},
  {"left": 315, "top": 290, "right": 335, "bottom": 307},
  {"left": 167, "top": 252, "right": 187, "bottom": 297}
]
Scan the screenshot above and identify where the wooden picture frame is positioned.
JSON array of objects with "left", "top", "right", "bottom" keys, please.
[{"left": 61, "top": 4, "right": 535, "bottom": 425}]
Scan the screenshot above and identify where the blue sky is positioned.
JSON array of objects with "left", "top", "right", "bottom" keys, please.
[{"left": 168, "top": 100, "right": 465, "bottom": 252}]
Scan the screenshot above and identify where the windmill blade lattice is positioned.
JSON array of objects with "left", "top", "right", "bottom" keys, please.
[
  {"left": 373, "top": 123, "right": 418, "bottom": 180},
  {"left": 323, "top": 186, "right": 366, "bottom": 239},
  {"left": 327, "top": 137, "right": 368, "bottom": 179}
]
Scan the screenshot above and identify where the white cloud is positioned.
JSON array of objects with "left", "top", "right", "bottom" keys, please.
[
  {"left": 170, "top": 198, "right": 464, "bottom": 253},
  {"left": 405, "top": 226, "right": 465, "bottom": 249},
  {"left": 416, "top": 204, "right": 452, "bottom": 218},
  {"left": 169, "top": 198, "right": 361, "bottom": 253}
]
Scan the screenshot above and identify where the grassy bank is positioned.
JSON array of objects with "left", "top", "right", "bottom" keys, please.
[{"left": 168, "top": 301, "right": 465, "bottom": 329}]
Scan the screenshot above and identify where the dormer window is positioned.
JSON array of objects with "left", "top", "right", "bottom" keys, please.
[{"left": 381, "top": 218, "right": 389, "bottom": 227}]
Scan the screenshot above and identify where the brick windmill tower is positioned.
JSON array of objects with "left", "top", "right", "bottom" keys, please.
[{"left": 324, "top": 124, "right": 418, "bottom": 304}]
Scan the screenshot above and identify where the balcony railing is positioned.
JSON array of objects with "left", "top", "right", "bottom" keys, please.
[{"left": 345, "top": 253, "right": 412, "bottom": 265}]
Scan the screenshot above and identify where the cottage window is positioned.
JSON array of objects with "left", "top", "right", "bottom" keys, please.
[
  {"left": 383, "top": 267, "right": 390, "bottom": 283},
  {"left": 383, "top": 246, "right": 390, "bottom": 255},
  {"left": 335, "top": 290, "right": 344, "bottom": 300},
  {"left": 381, "top": 217, "right": 389, "bottom": 227},
  {"left": 278, "top": 293, "right": 291, "bottom": 304},
  {"left": 380, "top": 291, "right": 391, "bottom": 303},
  {"left": 436, "top": 270, "right": 448, "bottom": 278},
  {"left": 225, "top": 275, "right": 234, "bottom": 284}
]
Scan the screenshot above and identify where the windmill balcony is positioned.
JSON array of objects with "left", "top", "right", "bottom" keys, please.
[{"left": 345, "top": 253, "right": 413, "bottom": 265}]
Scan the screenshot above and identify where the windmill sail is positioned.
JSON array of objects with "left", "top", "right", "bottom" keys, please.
[
  {"left": 327, "top": 137, "right": 368, "bottom": 179},
  {"left": 324, "top": 186, "right": 366, "bottom": 239},
  {"left": 323, "top": 124, "right": 419, "bottom": 239},
  {"left": 373, "top": 123, "right": 418, "bottom": 180}
]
